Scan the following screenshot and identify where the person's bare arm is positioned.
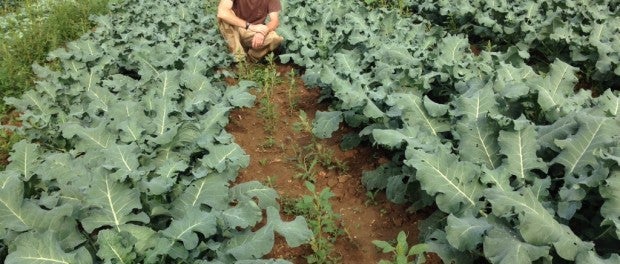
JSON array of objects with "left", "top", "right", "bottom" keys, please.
[
  {"left": 217, "top": 0, "right": 267, "bottom": 33},
  {"left": 217, "top": 0, "right": 244, "bottom": 27},
  {"left": 265, "top": 11, "right": 280, "bottom": 34},
  {"left": 251, "top": 10, "right": 281, "bottom": 48}
]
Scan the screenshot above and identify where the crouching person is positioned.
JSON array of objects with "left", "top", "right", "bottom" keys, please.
[{"left": 217, "top": 0, "right": 284, "bottom": 62}]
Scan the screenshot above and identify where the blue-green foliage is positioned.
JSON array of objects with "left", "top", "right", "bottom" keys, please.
[
  {"left": 407, "top": 0, "right": 620, "bottom": 85},
  {"left": 281, "top": 0, "right": 619, "bottom": 263},
  {"left": 0, "top": 0, "right": 311, "bottom": 263}
]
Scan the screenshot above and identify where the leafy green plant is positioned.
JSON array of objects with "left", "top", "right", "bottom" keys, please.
[
  {"left": 287, "top": 182, "right": 343, "bottom": 264},
  {"left": 280, "top": 0, "right": 620, "bottom": 263},
  {"left": 373, "top": 231, "right": 428, "bottom": 264},
  {"left": 0, "top": 1, "right": 313, "bottom": 263}
]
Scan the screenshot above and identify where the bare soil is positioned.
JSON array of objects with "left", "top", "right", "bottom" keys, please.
[{"left": 226, "top": 64, "right": 437, "bottom": 263}]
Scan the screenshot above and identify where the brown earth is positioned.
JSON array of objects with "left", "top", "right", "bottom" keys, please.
[{"left": 226, "top": 64, "right": 438, "bottom": 264}]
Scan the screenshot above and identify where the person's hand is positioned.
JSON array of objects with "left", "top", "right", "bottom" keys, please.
[
  {"left": 252, "top": 33, "right": 265, "bottom": 48},
  {"left": 249, "top": 24, "right": 269, "bottom": 35}
]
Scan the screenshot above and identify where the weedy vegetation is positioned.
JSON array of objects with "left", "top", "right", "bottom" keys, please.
[{"left": 284, "top": 182, "right": 344, "bottom": 264}]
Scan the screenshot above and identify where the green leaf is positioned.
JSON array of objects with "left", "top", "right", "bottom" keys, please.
[
  {"left": 435, "top": 35, "right": 469, "bottom": 68},
  {"left": 102, "top": 143, "right": 142, "bottom": 182},
  {"left": 161, "top": 208, "right": 217, "bottom": 250},
  {"left": 6, "top": 231, "right": 91, "bottom": 264},
  {"left": 226, "top": 226, "right": 274, "bottom": 260},
  {"left": 486, "top": 187, "right": 593, "bottom": 260},
  {"left": 446, "top": 214, "right": 491, "bottom": 251},
  {"left": 85, "top": 75, "right": 115, "bottom": 113},
  {"left": 225, "top": 81, "right": 256, "bottom": 108},
  {"left": 493, "top": 62, "right": 536, "bottom": 99},
  {"left": 267, "top": 207, "right": 312, "bottom": 247},
  {"left": 456, "top": 118, "right": 501, "bottom": 170},
  {"left": 483, "top": 224, "right": 550, "bottom": 264},
  {"left": 533, "top": 59, "right": 579, "bottom": 111},
  {"left": 0, "top": 172, "right": 30, "bottom": 231},
  {"left": 109, "top": 101, "right": 147, "bottom": 143},
  {"left": 312, "top": 111, "right": 343, "bottom": 139},
  {"left": 119, "top": 224, "right": 157, "bottom": 255},
  {"left": 201, "top": 143, "right": 249, "bottom": 173},
  {"left": 593, "top": 89, "right": 619, "bottom": 118},
  {"left": 425, "top": 230, "right": 475, "bottom": 264},
  {"left": 552, "top": 113, "right": 619, "bottom": 176},
  {"left": 388, "top": 93, "right": 450, "bottom": 136},
  {"left": 498, "top": 118, "right": 547, "bottom": 182},
  {"left": 575, "top": 251, "right": 620, "bottom": 264},
  {"left": 423, "top": 96, "right": 449, "bottom": 117},
  {"left": 96, "top": 230, "right": 137, "bottom": 264},
  {"left": 81, "top": 175, "right": 148, "bottom": 233},
  {"left": 372, "top": 128, "right": 415, "bottom": 148},
  {"left": 62, "top": 122, "right": 113, "bottom": 151},
  {"left": 405, "top": 149, "right": 484, "bottom": 214},
  {"left": 181, "top": 71, "right": 221, "bottom": 112},
  {"left": 7, "top": 141, "right": 40, "bottom": 181},
  {"left": 143, "top": 159, "right": 188, "bottom": 195},
  {"left": 454, "top": 82, "right": 499, "bottom": 120},
  {"left": 372, "top": 240, "right": 396, "bottom": 253},
  {"left": 199, "top": 103, "right": 232, "bottom": 135},
  {"left": 230, "top": 181, "right": 279, "bottom": 210},
  {"left": 536, "top": 115, "right": 579, "bottom": 152},
  {"left": 479, "top": 166, "right": 512, "bottom": 193},
  {"left": 221, "top": 200, "right": 262, "bottom": 229},
  {"left": 172, "top": 175, "right": 229, "bottom": 213},
  {"left": 600, "top": 170, "right": 620, "bottom": 238},
  {"left": 362, "top": 163, "right": 401, "bottom": 191},
  {"left": 408, "top": 243, "right": 428, "bottom": 258}
]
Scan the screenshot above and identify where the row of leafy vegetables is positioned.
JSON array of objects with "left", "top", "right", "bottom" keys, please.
[
  {"left": 279, "top": 0, "right": 619, "bottom": 263},
  {"left": 0, "top": 0, "right": 312, "bottom": 263}
]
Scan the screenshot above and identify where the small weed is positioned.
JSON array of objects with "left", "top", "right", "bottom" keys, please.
[
  {"left": 286, "top": 69, "right": 299, "bottom": 113},
  {"left": 286, "top": 182, "right": 343, "bottom": 264},
  {"left": 238, "top": 54, "right": 281, "bottom": 135},
  {"left": 262, "top": 136, "right": 276, "bottom": 149},
  {"left": 291, "top": 110, "right": 348, "bottom": 181},
  {"left": 313, "top": 143, "right": 348, "bottom": 172},
  {"left": 293, "top": 110, "right": 312, "bottom": 133},
  {"left": 259, "top": 158, "right": 269, "bottom": 166},
  {"left": 380, "top": 208, "right": 388, "bottom": 216},
  {"left": 258, "top": 96, "right": 278, "bottom": 134},
  {"left": 365, "top": 189, "right": 380, "bottom": 206},
  {"left": 373, "top": 231, "right": 428, "bottom": 264},
  {"left": 263, "top": 175, "right": 277, "bottom": 188},
  {"left": 294, "top": 150, "right": 320, "bottom": 182}
]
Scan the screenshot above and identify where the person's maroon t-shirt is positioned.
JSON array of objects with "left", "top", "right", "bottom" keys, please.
[{"left": 232, "top": 0, "right": 282, "bottom": 24}]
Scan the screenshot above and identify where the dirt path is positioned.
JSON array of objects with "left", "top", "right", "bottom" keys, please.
[{"left": 226, "top": 64, "right": 431, "bottom": 263}]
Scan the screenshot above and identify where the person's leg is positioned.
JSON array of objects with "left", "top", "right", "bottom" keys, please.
[
  {"left": 217, "top": 18, "right": 246, "bottom": 62},
  {"left": 247, "top": 31, "right": 284, "bottom": 62},
  {"left": 238, "top": 29, "right": 284, "bottom": 62}
]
